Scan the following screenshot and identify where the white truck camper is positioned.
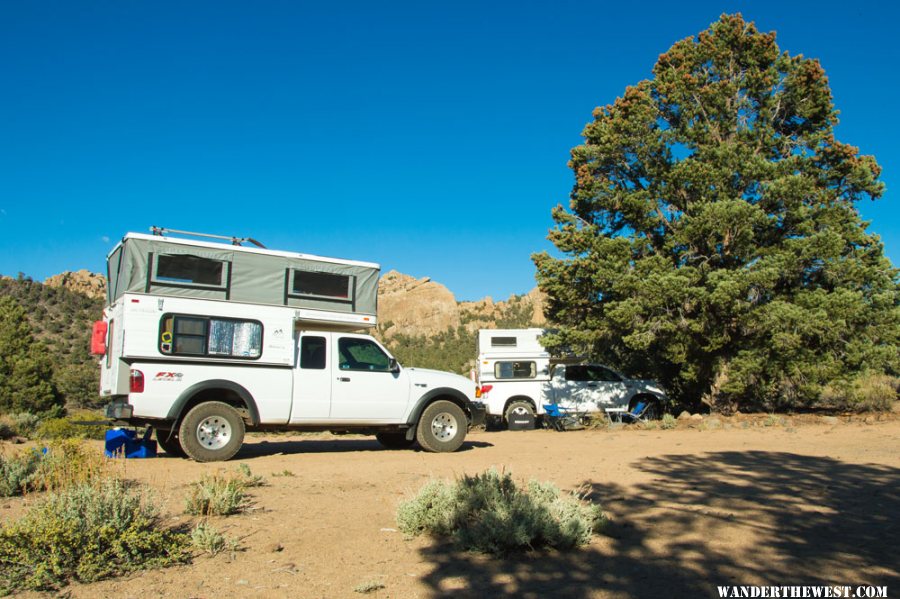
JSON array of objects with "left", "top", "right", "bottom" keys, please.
[
  {"left": 96, "top": 229, "right": 485, "bottom": 461},
  {"left": 475, "top": 328, "right": 668, "bottom": 429}
]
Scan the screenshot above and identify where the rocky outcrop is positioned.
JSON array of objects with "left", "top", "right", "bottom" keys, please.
[
  {"left": 44, "top": 270, "right": 106, "bottom": 300},
  {"left": 377, "top": 271, "right": 460, "bottom": 337},
  {"left": 377, "top": 270, "right": 545, "bottom": 338}
]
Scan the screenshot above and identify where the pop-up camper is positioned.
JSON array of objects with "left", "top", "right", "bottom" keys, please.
[{"left": 96, "top": 229, "right": 484, "bottom": 461}]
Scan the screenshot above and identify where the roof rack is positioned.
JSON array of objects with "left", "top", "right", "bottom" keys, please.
[{"left": 149, "top": 226, "right": 267, "bottom": 248}]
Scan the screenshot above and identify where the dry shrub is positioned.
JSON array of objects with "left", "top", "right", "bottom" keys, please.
[
  {"left": 184, "top": 465, "right": 263, "bottom": 517},
  {"left": 397, "top": 469, "right": 604, "bottom": 554},
  {"left": 820, "top": 373, "right": 899, "bottom": 412}
]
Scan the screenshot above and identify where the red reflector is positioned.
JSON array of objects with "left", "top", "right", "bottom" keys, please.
[
  {"left": 90, "top": 321, "right": 108, "bottom": 355},
  {"left": 130, "top": 369, "right": 144, "bottom": 393},
  {"left": 475, "top": 384, "right": 493, "bottom": 398},
  {"left": 131, "top": 299, "right": 140, "bottom": 303}
]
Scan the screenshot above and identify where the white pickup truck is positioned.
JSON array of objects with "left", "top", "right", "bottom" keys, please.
[
  {"left": 98, "top": 231, "right": 485, "bottom": 461},
  {"left": 476, "top": 329, "right": 667, "bottom": 428}
]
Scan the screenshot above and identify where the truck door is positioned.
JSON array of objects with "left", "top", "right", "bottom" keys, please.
[
  {"left": 290, "top": 333, "right": 333, "bottom": 421},
  {"left": 583, "top": 365, "right": 629, "bottom": 408},
  {"left": 330, "top": 336, "right": 409, "bottom": 421}
]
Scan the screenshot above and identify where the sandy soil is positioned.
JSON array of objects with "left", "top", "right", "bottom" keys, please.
[{"left": 5, "top": 416, "right": 899, "bottom": 599}]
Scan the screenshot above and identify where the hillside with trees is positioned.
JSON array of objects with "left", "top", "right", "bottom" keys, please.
[
  {"left": 534, "top": 14, "right": 899, "bottom": 413},
  {"left": 0, "top": 274, "right": 104, "bottom": 412}
]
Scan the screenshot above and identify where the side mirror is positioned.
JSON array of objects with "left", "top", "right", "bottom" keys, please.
[{"left": 389, "top": 358, "right": 401, "bottom": 374}]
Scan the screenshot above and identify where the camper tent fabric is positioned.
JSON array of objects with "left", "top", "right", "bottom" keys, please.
[{"left": 108, "top": 235, "right": 379, "bottom": 315}]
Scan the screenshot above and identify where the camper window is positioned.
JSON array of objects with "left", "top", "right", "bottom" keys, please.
[
  {"left": 494, "top": 361, "right": 536, "bottom": 379},
  {"left": 290, "top": 270, "right": 352, "bottom": 301},
  {"left": 490, "top": 336, "right": 517, "bottom": 347},
  {"left": 159, "top": 314, "right": 262, "bottom": 359},
  {"left": 153, "top": 254, "right": 228, "bottom": 289}
]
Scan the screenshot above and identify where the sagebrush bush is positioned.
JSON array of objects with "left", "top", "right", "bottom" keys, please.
[
  {"left": 820, "top": 373, "right": 898, "bottom": 412},
  {"left": 397, "top": 469, "right": 604, "bottom": 554},
  {"left": 0, "top": 440, "right": 111, "bottom": 497},
  {"left": 660, "top": 414, "right": 677, "bottom": 430},
  {"left": 184, "top": 465, "right": 263, "bottom": 516},
  {"left": 9, "top": 412, "right": 40, "bottom": 437},
  {"left": 0, "top": 478, "right": 189, "bottom": 593},
  {"left": 190, "top": 521, "right": 236, "bottom": 557},
  {"left": 0, "top": 450, "right": 42, "bottom": 497}
]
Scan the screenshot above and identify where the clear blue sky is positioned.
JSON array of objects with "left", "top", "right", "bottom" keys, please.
[{"left": 1, "top": 0, "right": 897, "bottom": 300}]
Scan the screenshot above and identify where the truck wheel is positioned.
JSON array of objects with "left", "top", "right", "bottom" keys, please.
[
  {"left": 505, "top": 400, "right": 535, "bottom": 429},
  {"left": 178, "top": 402, "right": 245, "bottom": 462},
  {"left": 155, "top": 428, "right": 186, "bottom": 458},
  {"left": 416, "top": 400, "right": 467, "bottom": 453},
  {"left": 375, "top": 432, "right": 416, "bottom": 450}
]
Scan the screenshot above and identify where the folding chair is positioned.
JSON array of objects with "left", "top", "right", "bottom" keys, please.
[
  {"left": 605, "top": 400, "right": 651, "bottom": 424},
  {"left": 542, "top": 403, "right": 586, "bottom": 431}
]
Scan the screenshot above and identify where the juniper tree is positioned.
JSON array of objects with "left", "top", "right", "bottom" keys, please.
[
  {"left": 0, "top": 296, "right": 61, "bottom": 415},
  {"left": 533, "top": 14, "right": 899, "bottom": 411}
]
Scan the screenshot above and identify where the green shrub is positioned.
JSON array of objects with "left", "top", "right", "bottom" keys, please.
[
  {"left": 0, "top": 450, "right": 42, "bottom": 497},
  {"left": 190, "top": 521, "right": 237, "bottom": 557},
  {"left": 820, "top": 373, "right": 898, "bottom": 412},
  {"left": 9, "top": 412, "right": 40, "bottom": 437},
  {"left": 34, "top": 415, "right": 106, "bottom": 441},
  {"left": 0, "top": 440, "right": 111, "bottom": 497},
  {"left": 185, "top": 472, "right": 252, "bottom": 517},
  {"left": 0, "top": 478, "right": 190, "bottom": 593},
  {"left": 660, "top": 413, "right": 677, "bottom": 430},
  {"left": 397, "top": 469, "right": 604, "bottom": 554}
]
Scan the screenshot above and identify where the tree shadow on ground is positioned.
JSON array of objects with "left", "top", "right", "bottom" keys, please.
[
  {"left": 416, "top": 451, "right": 900, "bottom": 598},
  {"left": 236, "top": 438, "right": 493, "bottom": 458}
]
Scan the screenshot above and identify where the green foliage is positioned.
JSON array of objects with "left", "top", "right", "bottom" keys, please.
[
  {"left": 660, "top": 413, "right": 677, "bottom": 430},
  {"left": 0, "top": 296, "right": 62, "bottom": 415},
  {"left": 7, "top": 412, "right": 40, "bottom": 437},
  {"left": 0, "top": 450, "right": 42, "bottom": 497},
  {"left": 34, "top": 415, "right": 106, "bottom": 441},
  {"left": 190, "top": 521, "right": 237, "bottom": 557},
  {"left": 354, "top": 581, "right": 386, "bottom": 594},
  {"left": 397, "top": 469, "right": 604, "bottom": 554},
  {"left": 533, "top": 14, "right": 899, "bottom": 413},
  {"left": 0, "top": 277, "right": 104, "bottom": 410},
  {"left": 820, "top": 373, "right": 898, "bottom": 412},
  {"left": 184, "top": 465, "right": 263, "bottom": 516},
  {"left": 381, "top": 326, "right": 477, "bottom": 375},
  {"left": 0, "top": 478, "right": 189, "bottom": 593}
]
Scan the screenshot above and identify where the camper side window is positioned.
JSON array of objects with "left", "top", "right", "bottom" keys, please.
[
  {"left": 290, "top": 270, "right": 353, "bottom": 302},
  {"left": 153, "top": 254, "right": 229, "bottom": 289},
  {"left": 159, "top": 314, "right": 262, "bottom": 359},
  {"left": 494, "top": 361, "right": 536, "bottom": 379}
]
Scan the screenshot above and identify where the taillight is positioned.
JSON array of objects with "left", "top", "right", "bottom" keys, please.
[
  {"left": 476, "top": 384, "right": 493, "bottom": 398},
  {"left": 90, "top": 321, "right": 108, "bottom": 355},
  {"left": 130, "top": 369, "right": 144, "bottom": 393}
]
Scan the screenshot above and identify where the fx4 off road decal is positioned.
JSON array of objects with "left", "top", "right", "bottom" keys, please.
[{"left": 153, "top": 372, "right": 183, "bottom": 382}]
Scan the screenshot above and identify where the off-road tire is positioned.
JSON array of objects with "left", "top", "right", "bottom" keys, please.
[
  {"left": 375, "top": 432, "right": 416, "bottom": 450},
  {"left": 505, "top": 400, "right": 535, "bottom": 429},
  {"left": 178, "top": 401, "right": 245, "bottom": 462},
  {"left": 155, "top": 428, "right": 186, "bottom": 457},
  {"left": 416, "top": 400, "right": 467, "bottom": 453}
]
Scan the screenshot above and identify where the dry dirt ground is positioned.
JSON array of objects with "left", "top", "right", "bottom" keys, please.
[{"left": 5, "top": 416, "right": 899, "bottom": 599}]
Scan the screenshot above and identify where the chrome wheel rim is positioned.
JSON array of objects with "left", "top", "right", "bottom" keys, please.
[
  {"left": 196, "top": 416, "right": 232, "bottom": 450},
  {"left": 510, "top": 405, "right": 530, "bottom": 417},
  {"left": 431, "top": 412, "right": 457, "bottom": 441}
]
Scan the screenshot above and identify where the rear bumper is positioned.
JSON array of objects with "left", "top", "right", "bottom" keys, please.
[{"left": 468, "top": 401, "right": 487, "bottom": 428}]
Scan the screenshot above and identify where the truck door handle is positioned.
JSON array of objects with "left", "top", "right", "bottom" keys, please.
[
  {"left": 587, "top": 383, "right": 598, "bottom": 388},
  {"left": 337, "top": 377, "right": 351, "bottom": 382}
]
